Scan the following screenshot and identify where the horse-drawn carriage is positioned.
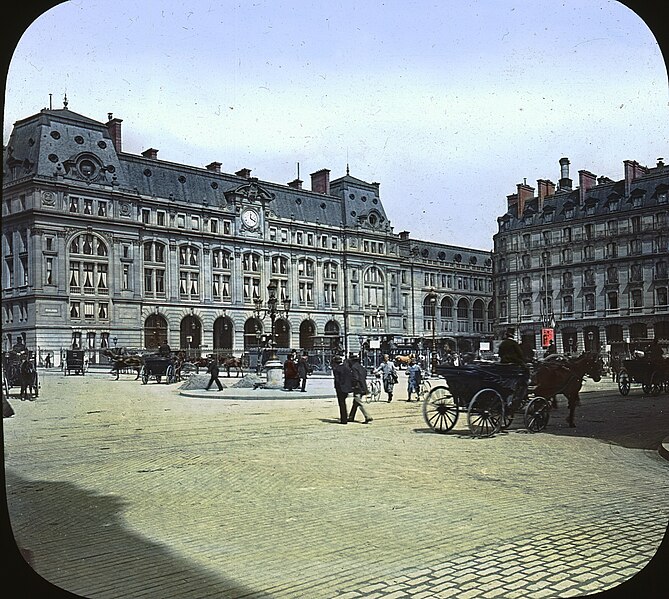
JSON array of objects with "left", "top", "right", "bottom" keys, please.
[
  {"left": 140, "top": 355, "right": 178, "bottom": 385},
  {"left": 2, "top": 350, "right": 39, "bottom": 399},
  {"left": 64, "top": 349, "right": 86, "bottom": 376},
  {"left": 617, "top": 358, "right": 669, "bottom": 396},
  {"left": 422, "top": 351, "right": 604, "bottom": 436},
  {"left": 422, "top": 363, "right": 550, "bottom": 437}
]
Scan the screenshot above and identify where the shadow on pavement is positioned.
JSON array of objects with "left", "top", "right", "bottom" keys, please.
[{"left": 3, "top": 469, "right": 272, "bottom": 599}]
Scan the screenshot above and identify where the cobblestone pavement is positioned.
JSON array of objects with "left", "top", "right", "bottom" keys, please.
[{"left": 2, "top": 370, "right": 668, "bottom": 598}]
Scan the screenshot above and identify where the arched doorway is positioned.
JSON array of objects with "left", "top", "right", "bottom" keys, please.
[
  {"left": 213, "top": 316, "right": 234, "bottom": 351},
  {"left": 274, "top": 318, "right": 291, "bottom": 348},
  {"left": 244, "top": 318, "right": 263, "bottom": 352},
  {"left": 655, "top": 321, "right": 669, "bottom": 341},
  {"left": 324, "top": 320, "right": 341, "bottom": 351},
  {"left": 144, "top": 313, "right": 168, "bottom": 349},
  {"left": 561, "top": 327, "right": 577, "bottom": 354},
  {"left": 299, "top": 320, "right": 316, "bottom": 351},
  {"left": 180, "top": 315, "right": 202, "bottom": 350},
  {"left": 583, "top": 325, "right": 601, "bottom": 353}
]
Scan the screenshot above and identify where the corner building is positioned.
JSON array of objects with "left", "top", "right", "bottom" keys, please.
[
  {"left": 493, "top": 157, "right": 669, "bottom": 355},
  {"left": 2, "top": 105, "right": 493, "bottom": 365}
]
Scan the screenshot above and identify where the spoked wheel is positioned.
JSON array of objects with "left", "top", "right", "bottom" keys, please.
[
  {"left": 467, "top": 389, "right": 504, "bottom": 438},
  {"left": 141, "top": 367, "right": 149, "bottom": 385},
  {"left": 524, "top": 396, "right": 551, "bottom": 432},
  {"left": 422, "top": 385, "right": 459, "bottom": 433},
  {"left": 618, "top": 371, "right": 630, "bottom": 396}
]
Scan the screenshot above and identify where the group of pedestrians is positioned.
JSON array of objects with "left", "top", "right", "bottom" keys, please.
[
  {"left": 332, "top": 352, "right": 426, "bottom": 424},
  {"left": 283, "top": 353, "right": 310, "bottom": 391}
]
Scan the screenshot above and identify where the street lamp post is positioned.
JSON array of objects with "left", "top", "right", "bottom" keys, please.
[
  {"left": 253, "top": 279, "right": 291, "bottom": 388},
  {"left": 427, "top": 288, "right": 438, "bottom": 375}
]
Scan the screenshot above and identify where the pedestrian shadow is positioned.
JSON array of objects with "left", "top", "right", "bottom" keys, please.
[{"left": 3, "top": 469, "right": 273, "bottom": 599}]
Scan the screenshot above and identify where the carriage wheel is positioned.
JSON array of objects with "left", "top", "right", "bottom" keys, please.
[
  {"left": 166, "top": 365, "right": 176, "bottom": 384},
  {"left": 642, "top": 382, "right": 652, "bottom": 394},
  {"left": 501, "top": 410, "right": 514, "bottom": 430},
  {"left": 524, "top": 396, "right": 550, "bottom": 432},
  {"left": 618, "top": 371, "right": 630, "bottom": 396},
  {"left": 422, "top": 385, "right": 459, "bottom": 433},
  {"left": 141, "top": 367, "right": 149, "bottom": 385},
  {"left": 467, "top": 389, "right": 504, "bottom": 438}
]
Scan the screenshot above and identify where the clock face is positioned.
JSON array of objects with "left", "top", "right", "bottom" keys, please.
[{"left": 242, "top": 208, "right": 260, "bottom": 229}]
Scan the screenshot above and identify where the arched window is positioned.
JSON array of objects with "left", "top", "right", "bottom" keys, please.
[
  {"left": 323, "top": 261, "right": 338, "bottom": 307},
  {"left": 297, "top": 258, "right": 315, "bottom": 305},
  {"left": 179, "top": 244, "right": 200, "bottom": 300},
  {"left": 457, "top": 298, "right": 469, "bottom": 320},
  {"left": 242, "top": 252, "right": 261, "bottom": 302}
]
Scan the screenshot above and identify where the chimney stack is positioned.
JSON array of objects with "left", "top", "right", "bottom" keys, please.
[
  {"left": 537, "top": 179, "right": 556, "bottom": 210},
  {"left": 578, "top": 170, "right": 597, "bottom": 205},
  {"left": 142, "top": 148, "right": 159, "bottom": 159},
  {"left": 105, "top": 114, "right": 123, "bottom": 152},
  {"left": 399, "top": 231, "right": 411, "bottom": 240},
  {"left": 287, "top": 178, "right": 303, "bottom": 189},
  {"left": 624, "top": 160, "right": 647, "bottom": 197},
  {"left": 516, "top": 182, "right": 535, "bottom": 216},
  {"left": 558, "top": 157, "right": 572, "bottom": 191},
  {"left": 206, "top": 161, "right": 221, "bottom": 173},
  {"left": 310, "top": 168, "right": 331, "bottom": 194},
  {"left": 236, "top": 168, "right": 252, "bottom": 179}
]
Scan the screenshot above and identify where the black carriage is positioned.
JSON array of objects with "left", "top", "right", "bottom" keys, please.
[
  {"left": 422, "top": 363, "right": 550, "bottom": 438},
  {"left": 140, "top": 355, "right": 177, "bottom": 384},
  {"left": 617, "top": 358, "right": 669, "bottom": 396},
  {"left": 65, "top": 350, "right": 86, "bottom": 375},
  {"left": 2, "top": 350, "right": 39, "bottom": 398}
]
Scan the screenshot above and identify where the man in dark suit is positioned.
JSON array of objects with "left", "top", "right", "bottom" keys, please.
[
  {"left": 205, "top": 358, "right": 223, "bottom": 391},
  {"left": 348, "top": 353, "right": 373, "bottom": 424},
  {"left": 332, "top": 356, "right": 352, "bottom": 424}
]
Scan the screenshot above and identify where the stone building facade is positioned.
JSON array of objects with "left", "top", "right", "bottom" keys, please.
[
  {"left": 2, "top": 104, "right": 493, "bottom": 365},
  {"left": 493, "top": 156, "right": 669, "bottom": 356}
]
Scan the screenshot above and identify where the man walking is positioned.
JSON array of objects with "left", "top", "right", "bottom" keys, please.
[
  {"left": 297, "top": 352, "right": 310, "bottom": 392},
  {"left": 332, "top": 356, "right": 352, "bottom": 424},
  {"left": 406, "top": 358, "right": 422, "bottom": 402},
  {"left": 348, "top": 354, "right": 373, "bottom": 424},
  {"left": 374, "top": 353, "right": 398, "bottom": 402},
  {"left": 205, "top": 358, "right": 223, "bottom": 391}
]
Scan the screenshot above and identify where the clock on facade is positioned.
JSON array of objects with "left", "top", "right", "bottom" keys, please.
[{"left": 241, "top": 208, "right": 260, "bottom": 229}]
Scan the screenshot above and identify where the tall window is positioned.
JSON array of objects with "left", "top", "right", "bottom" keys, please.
[
  {"left": 363, "top": 266, "right": 384, "bottom": 309},
  {"left": 323, "top": 261, "right": 338, "bottom": 307},
  {"left": 144, "top": 241, "right": 166, "bottom": 298},
  {"left": 212, "top": 249, "right": 231, "bottom": 302},
  {"left": 178, "top": 244, "right": 199, "bottom": 300},
  {"left": 298, "top": 258, "right": 315, "bottom": 306}
]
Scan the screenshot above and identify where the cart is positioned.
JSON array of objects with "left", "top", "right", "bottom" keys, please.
[
  {"left": 65, "top": 350, "right": 86, "bottom": 375},
  {"left": 422, "top": 363, "right": 550, "bottom": 438},
  {"left": 617, "top": 358, "right": 669, "bottom": 396},
  {"left": 2, "top": 350, "right": 39, "bottom": 397},
  {"left": 141, "top": 355, "right": 177, "bottom": 384}
]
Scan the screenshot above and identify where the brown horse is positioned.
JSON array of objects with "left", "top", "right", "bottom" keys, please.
[
  {"left": 219, "top": 355, "right": 244, "bottom": 378},
  {"left": 393, "top": 355, "right": 414, "bottom": 369},
  {"left": 101, "top": 349, "right": 144, "bottom": 380},
  {"left": 533, "top": 352, "right": 603, "bottom": 428}
]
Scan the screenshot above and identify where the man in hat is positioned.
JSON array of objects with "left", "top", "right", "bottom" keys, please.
[
  {"left": 332, "top": 355, "right": 352, "bottom": 424},
  {"left": 348, "top": 353, "right": 373, "bottom": 424},
  {"left": 297, "top": 351, "right": 310, "bottom": 392},
  {"left": 498, "top": 329, "right": 526, "bottom": 367}
]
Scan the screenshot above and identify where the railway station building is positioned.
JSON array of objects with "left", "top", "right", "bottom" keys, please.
[{"left": 2, "top": 102, "right": 493, "bottom": 367}]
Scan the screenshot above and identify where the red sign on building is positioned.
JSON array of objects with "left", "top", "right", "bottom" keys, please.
[{"left": 541, "top": 328, "right": 555, "bottom": 348}]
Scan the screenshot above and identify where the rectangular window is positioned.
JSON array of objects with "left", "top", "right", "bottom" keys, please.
[
  {"left": 69, "top": 197, "right": 79, "bottom": 213},
  {"left": 97, "top": 201, "right": 107, "bottom": 217},
  {"left": 45, "top": 257, "right": 53, "bottom": 285},
  {"left": 177, "top": 214, "right": 186, "bottom": 228},
  {"left": 98, "top": 303, "right": 109, "bottom": 319},
  {"left": 83, "top": 199, "right": 93, "bottom": 215},
  {"left": 84, "top": 302, "right": 95, "bottom": 319},
  {"left": 70, "top": 301, "right": 80, "bottom": 318},
  {"left": 307, "top": 233, "right": 314, "bottom": 246},
  {"left": 223, "top": 221, "right": 232, "bottom": 235},
  {"left": 123, "top": 264, "right": 130, "bottom": 290},
  {"left": 155, "top": 270, "right": 165, "bottom": 294},
  {"left": 191, "top": 216, "right": 200, "bottom": 230},
  {"left": 210, "top": 218, "right": 218, "bottom": 233},
  {"left": 157, "top": 211, "right": 166, "bottom": 226},
  {"left": 141, "top": 208, "right": 151, "bottom": 224},
  {"left": 144, "top": 269, "right": 154, "bottom": 293}
]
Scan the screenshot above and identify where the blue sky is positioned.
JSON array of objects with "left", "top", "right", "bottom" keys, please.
[{"left": 4, "top": 0, "right": 667, "bottom": 249}]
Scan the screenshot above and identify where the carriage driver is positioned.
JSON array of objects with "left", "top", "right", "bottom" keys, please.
[{"left": 498, "top": 329, "right": 527, "bottom": 368}]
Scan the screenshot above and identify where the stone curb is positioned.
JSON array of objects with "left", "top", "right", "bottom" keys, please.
[{"left": 660, "top": 436, "right": 669, "bottom": 462}]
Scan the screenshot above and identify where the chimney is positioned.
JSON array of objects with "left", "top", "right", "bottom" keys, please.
[
  {"left": 399, "top": 231, "right": 410, "bottom": 240},
  {"left": 516, "top": 182, "right": 535, "bottom": 216},
  {"left": 310, "top": 168, "right": 331, "bottom": 194},
  {"left": 507, "top": 193, "right": 518, "bottom": 211},
  {"left": 578, "top": 170, "right": 597, "bottom": 205},
  {"left": 537, "top": 179, "right": 556, "bottom": 209},
  {"left": 142, "top": 148, "right": 159, "bottom": 159},
  {"left": 206, "top": 161, "right": 221, "bottom": 173},
  {"left": 558, "top": 157, "right": 572, "bottom": 191},
  {"left": 236, "top": 168, "right": 252, "bottom": 179},
  {"left": 287, "top": 178, "right": 303, "bottom": 189},
  {"left": 105, "top": 114, "right": 122, "bottom": 152}
]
